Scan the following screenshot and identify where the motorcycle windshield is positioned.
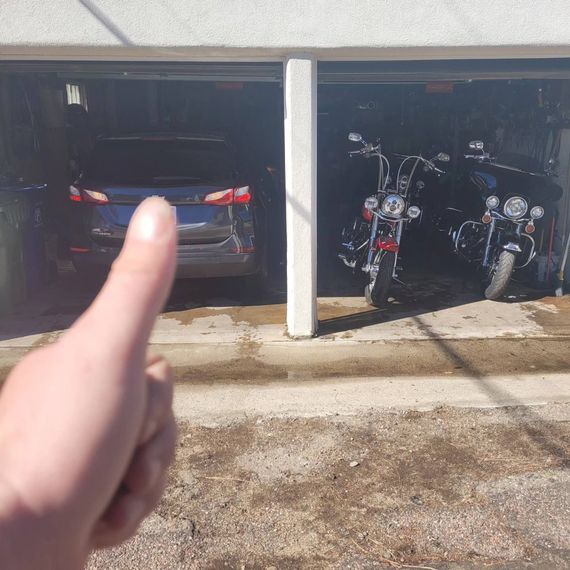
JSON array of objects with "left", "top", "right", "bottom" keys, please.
[{"left": 470, "top": 162, "right": 562, "bottom": 204}]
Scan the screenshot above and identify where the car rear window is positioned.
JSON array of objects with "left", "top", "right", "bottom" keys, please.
[{"left": 84, "top": 138, "right": 236, "bottom": 183}]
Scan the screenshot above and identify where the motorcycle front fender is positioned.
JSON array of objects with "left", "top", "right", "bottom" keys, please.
[
  {"left": 497, "top": 230, "right": 523, "bottom": 254},
  {"left": 501, "top": 242, "right": 522, "bottom": 253}
]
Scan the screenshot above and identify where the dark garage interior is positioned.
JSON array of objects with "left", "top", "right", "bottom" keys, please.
[
  {"left": 0, "top": 62, "right": 287, "bottom": 327},
  {"left": 316, "top": 61, "right": 570, "bottom": 327},
  {"left": 1, "top": 59, "right": 570, "bottom": 334}
]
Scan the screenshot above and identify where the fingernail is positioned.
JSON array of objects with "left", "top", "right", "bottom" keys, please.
[{"left": 129, "top": 198, "right": 174, "bottom": 243}]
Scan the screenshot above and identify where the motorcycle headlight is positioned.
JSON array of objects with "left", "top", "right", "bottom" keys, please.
[
  {"left": 364, "top": 196, "right": 379, "bottom": 210},
  {"left": 381, "top": 194, "right": 406, "bottom": 218},
  {"left": 407, "top": 206, "right": 421, "bottom": 219},
  {"left": 504, "top": 196, "right": 528, "bottom": 219},
  {"left": 486, "top": 195, "right": 500, "bottom": 210},
  {"left": 530, "top": 206, "right": 544, "bottom": 220}
]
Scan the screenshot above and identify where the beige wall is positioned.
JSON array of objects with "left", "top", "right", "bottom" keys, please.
[{"left": 1, "top": 0, "right": 570, "bottom": 61}]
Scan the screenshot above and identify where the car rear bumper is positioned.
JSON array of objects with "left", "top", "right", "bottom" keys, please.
[
  {"left": 175, "top": 251, "right": 257, "bottom": 278},
  {"left": 71, "top": 240, "right": 258, "bottom": 278}
]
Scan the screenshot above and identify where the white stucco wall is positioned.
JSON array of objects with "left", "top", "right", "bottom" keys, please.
[{"left": 1, "top": 0, "right": 570, "bottom": 60}]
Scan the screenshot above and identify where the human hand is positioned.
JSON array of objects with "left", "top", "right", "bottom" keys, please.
[{"left": 0, "top": 197, "right": 177, "bottom": 569}]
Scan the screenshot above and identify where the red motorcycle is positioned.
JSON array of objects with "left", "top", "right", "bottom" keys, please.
[{"left": 339, "top": 132, "right": 449, "bottom": 306}]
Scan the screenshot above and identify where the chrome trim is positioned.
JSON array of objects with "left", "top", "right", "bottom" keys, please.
[
  {"left": 372, "top": 210, "right": 409, "bottom": 223},
  {"left": 366, "top": 209, "right": 380, "bottom": 269},
  {"left": 483, "top": 218, "right": 496, "bottom": 267},
  {"left": 338, "top": 253, "right": 356, "bottom": 269},
  {"left": 502, "top": 242, "right": 522, "bottom": 253},
  {"left": 515, "top": 234, "right": 536, "bottom": 269},
  {"left": 491, "top": 210, "right": 531, "bottom": 224},
  {"left": 503, "top": 196, "right": 528, "bottom": 220},
  {"left": 454, "top": 220, "right": 483, "bottom": 253},
  {"left": 394, "top": 221, "right": 403, "bottom": 278}
]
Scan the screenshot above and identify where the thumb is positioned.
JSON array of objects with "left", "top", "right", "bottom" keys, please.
[{"left": 70, "top": 197, "right": 177, "bottom": 357}]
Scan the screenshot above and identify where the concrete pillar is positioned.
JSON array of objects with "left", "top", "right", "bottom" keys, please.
[{"left": 283, "top": 55, "right": 318, "bottom": 338}]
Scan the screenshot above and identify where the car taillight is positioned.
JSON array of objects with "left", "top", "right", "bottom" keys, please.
[
  {"left": 69, "top": 185, "right": 109, "bottom": 205},
  {"left": 69, "top": 185, "right": 82, "bottom": 202},
  {"left": 203, "top": 188, "right": 234, "bottom": 205},
  {"left": 234, "top": 186, "right": 252, "bottom": 204},
  {"left": 203, "top": 186, "right": 252, "bottom": 205}
]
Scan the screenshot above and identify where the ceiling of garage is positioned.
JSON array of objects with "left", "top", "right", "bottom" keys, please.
[
  {"left": 318, "top": 58, "right": 570, "bottom": 84},
  {"left": 0, "top": 61, "right": 284, "bottom": 82}
]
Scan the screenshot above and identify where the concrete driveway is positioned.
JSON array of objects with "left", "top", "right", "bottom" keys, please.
[
  {"left": 2, "top": 271, "right": 570, "bottom": 569},
  {"left": 2, "top": 269, "right": 570, "bottom": 386},
  {"left": 1, "top": 270, "right": 569, "bottom": 351}
]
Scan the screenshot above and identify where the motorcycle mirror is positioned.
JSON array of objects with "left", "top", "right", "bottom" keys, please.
[
  {"left": 469, "top": 140, "right": 484, "bottom": 150},
  {"left": 436, "top": 152, "right": 451, "bottom": 162},
  {"left": 348, "top": 132, "right": 363, "bottom": 143}
]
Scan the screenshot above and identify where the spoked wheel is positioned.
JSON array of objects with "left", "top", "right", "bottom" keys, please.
[
  {"left": 483, "top": 249, "right": 516, "bottom": 300},
  {"left": 364, "top": 251, "right": 396, "bottom": 307}
]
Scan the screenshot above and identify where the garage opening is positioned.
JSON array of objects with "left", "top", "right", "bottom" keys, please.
[
  {"left": 317, "top": 59, "right": 570, "bottom": 336},
  {"left": 0, "top": 62, "right": 286, "bottom": 342}
]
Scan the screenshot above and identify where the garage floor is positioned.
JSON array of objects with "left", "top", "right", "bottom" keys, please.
[{"left": 0, "top": 263, "right": 569, "bottom": 351}]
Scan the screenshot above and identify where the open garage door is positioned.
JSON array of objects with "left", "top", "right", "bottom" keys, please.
[
  {"left": 316, "top": 58, "right": 570, "bottom": 335},
  {"left": 318, "top": 58, "right": 570, "bottom": 84},
  {"left": 0, "top": 60, "right": 286, "bottom": 338},
  {"left": 0, "top": 61, "right": 283, "bottom": 83}
]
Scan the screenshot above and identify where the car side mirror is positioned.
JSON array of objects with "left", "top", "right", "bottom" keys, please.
[
  {"left": 348, "top": 132, "right": 363, "bottom": 143},
  {"left": 469, "top": 140, "right": 484, "bottom": 150}
]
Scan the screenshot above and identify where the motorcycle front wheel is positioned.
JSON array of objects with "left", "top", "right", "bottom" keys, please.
[
  {"left": 364, "top": 251, "right": 396, "bottom": 307},
  {"left": 483, "top": 250, "right": 516, "bottom": 300}
]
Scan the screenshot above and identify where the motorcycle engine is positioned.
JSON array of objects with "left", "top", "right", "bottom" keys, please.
[{"left": 339, "top": 217, "right": 370, "bottom": 269}]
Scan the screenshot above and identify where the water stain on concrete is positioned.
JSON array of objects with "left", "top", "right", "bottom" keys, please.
[
  {"left": 163, "top": 303, "right": 287, "bottom": 327},
  {"left": 525, "top": 296, "right": 570, "bottom": 337},
  {"left": 176, "top": 357, "right": 288, "bottom": 384},
  {"left": 163, "top": 300, "right": 383, "bottom": 331},
  {"left": 173, "top": 338, "right": 570, "bottom": 385}
]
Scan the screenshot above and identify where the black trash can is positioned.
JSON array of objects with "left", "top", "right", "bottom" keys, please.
[
  {"left": 0, "top": 190, "right": 29, "bottom": 315},
  {"left": 0, "top": 182, "right": 48, "bottom": 298},
  {"left": 21, "top": 184, "right": 48, "bottom": 296}
]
